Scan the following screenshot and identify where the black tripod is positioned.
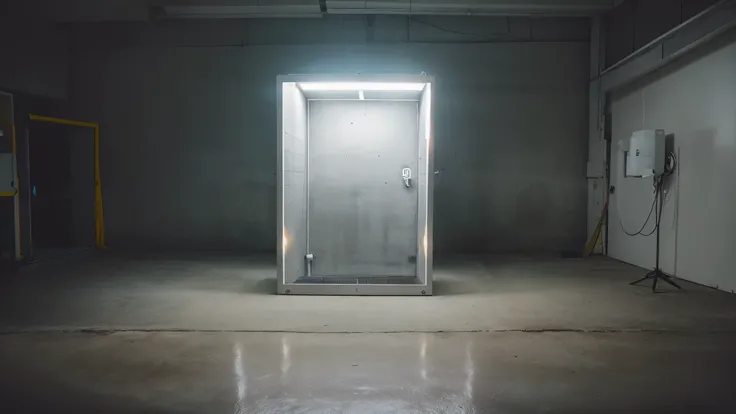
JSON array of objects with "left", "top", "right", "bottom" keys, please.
[{"left": 630, "top": 177, "right": 681, "bottom": 292}]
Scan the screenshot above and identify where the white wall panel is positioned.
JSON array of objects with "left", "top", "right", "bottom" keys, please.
[{"left": 609, "top": 36, "right": 736, "bottom": 291}]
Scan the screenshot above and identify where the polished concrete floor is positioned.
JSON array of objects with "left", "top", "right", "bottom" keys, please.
[{"left": 1, "top": 252, "right": 735, "bottom": 412}]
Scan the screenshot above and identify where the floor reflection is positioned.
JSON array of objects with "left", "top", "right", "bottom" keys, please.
[
  {"left": 464, "top": 341, "right": 475, "bottom": 405},
  {"left": 280, "top": 335, "right": 291, "bottom": 380},
  {"left": 233, "top": 343, "right": 247, "bottom": 414},
  {"left": 419, "top": 333, "right": 427, "bottom": 381},
  {"left": 2, "top": 331, "right": 731, "bottom": 413},
  {"left": 227, "top": 333, "right": 478, "bottom": 413}
]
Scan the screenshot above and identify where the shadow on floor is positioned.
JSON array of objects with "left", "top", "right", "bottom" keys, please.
[{"left": 250, "top": 278, "right": 278, "bottom": 295}]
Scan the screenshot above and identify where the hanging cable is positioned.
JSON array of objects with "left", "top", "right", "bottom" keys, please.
[
  {"left": 620, "top": 168, "right": 672, "bottom": 238},
  {"left": 664, "top": 151, "right": 677, "bottom": 175},
  {"left": 616, "top": 151, "right": 677, "bottom": 238},
  {"left": 638, "top": 177, "right": 664, "bottom": 237},
  {"left": 619, "top": 180, "right": 659, "bottom": 236}
]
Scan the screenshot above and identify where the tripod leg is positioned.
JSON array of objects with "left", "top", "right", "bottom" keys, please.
[
  {"left": 652, "top": 275, "right": 659, "bottom": 292},
  {"left": 630, "top": 270, "right": 655, "bottom": 286},
  {"left": 661, "top": 275, "right": 682, "bottom": 289}
]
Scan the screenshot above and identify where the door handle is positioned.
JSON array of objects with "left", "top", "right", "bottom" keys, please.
[{"left": 402, "top": 167, "right": 412, "bottom": 188}]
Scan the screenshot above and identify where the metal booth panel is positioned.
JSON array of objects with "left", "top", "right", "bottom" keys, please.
[
  {"left": 307, "top": 100, "right": 419, "bottom": 278},
  {"left": 277, "top": 75, "right": 434, "bottom": 296},
  {"left": 416, "top": 83, "right": 433, "bottom": 286},
  {"left": 279, "top": 82, "right": 308, "bottom": 286}
]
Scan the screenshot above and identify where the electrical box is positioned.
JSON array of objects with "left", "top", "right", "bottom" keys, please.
[
  {"left": 0, "top": 153, "right": 14, "bottom": 193},
  {"left": 625, "top": 129, "right": 665, "bottom": 177}
]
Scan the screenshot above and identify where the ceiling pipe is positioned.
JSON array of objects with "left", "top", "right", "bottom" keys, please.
[
  {"left": 157, "top": 0, "right": 614, "bottom": 19},
  {"left": 326, "top": 1, "right": 613, "bottom": 16},
  {"left": 159, "top": 5, "right": 323, "bottom": 18}
]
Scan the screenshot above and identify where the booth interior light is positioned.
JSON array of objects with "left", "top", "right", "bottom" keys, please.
[{"left": 299, "top": 82, "right": 426, "bottom": 91}]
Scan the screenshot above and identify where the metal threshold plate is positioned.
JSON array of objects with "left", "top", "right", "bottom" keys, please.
[{"left": 295, "top": 276, "right": 422, "bottom": 285}]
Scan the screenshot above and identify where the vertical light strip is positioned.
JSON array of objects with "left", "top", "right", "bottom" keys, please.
[
  {"left": 423, "top": 84, "right": 431, "bottom": 277},
  {"left": 305, "top": 99, "right": 310, "bottom": 258},
  {"left": 281, "top": 85, "right": 288, "bottom": 284}
]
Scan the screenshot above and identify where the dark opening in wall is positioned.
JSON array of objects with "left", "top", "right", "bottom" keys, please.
[{"left": 603, "top": 0, "right": 720, "bottom": 69}]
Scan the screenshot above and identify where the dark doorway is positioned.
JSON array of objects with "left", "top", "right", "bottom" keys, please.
[{"left": 28, "top": 123, "right": 94, "bottom": 261}]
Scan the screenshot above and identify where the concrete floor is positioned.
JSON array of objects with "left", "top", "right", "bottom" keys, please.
[{"left": 1, "top": 252, "right": 736, "bottom": 412}]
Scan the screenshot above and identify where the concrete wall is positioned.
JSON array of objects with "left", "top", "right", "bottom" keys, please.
[
  {"left": 25, "top": 125, "right": 94, "bottom": 250},
  {"left": 0, "top": 16, "right": 69, "bottom": 99},
  {"left": 68, "top": 16, "right": 589, "bottom": 252},
  {"left": 69, "top": 128, "right": 96, "bottom": 248},
  {"left": 608, "top": 34, "right": 736, "bottom": 292}
]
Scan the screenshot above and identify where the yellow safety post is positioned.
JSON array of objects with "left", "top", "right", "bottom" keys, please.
[{"left": 93, "top": 124, "right": 105, "bottom": 248}]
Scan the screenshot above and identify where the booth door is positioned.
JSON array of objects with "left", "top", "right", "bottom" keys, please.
[{"left": 308, "top": 100, "right": 419, "bottom": 278}]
